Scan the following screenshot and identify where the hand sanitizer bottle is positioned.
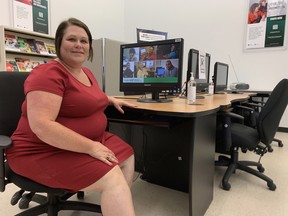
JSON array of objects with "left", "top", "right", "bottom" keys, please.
[
  {"left": 208, "top": 81, "right": 214, "bottom": 95},
  {"left": 187, "top": 72, "right": 196, "bottom": 104}
]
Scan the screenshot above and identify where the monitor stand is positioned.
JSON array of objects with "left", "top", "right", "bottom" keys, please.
[{"left": 137, "top": 92, "right": 172, "bottom": 103}]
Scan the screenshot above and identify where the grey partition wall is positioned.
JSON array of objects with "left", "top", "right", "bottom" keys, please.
[
  {"left": 104, "top": 38, "right": 125, "bottom": 96},
  {"left": 84, "top": 38, "right": 127, "bottom": 96},
  {"left": 83, "top": 38, "right": 104, "bottom": 89}
]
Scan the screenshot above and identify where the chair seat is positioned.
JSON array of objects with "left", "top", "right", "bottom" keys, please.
[
  {"left": 5, "top": 163, "right": 67, "bottom": 195},
  {"left": 231, "top": 123, "right": 259, "bottom": 150}
]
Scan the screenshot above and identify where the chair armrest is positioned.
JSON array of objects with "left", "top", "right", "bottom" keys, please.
[
  {"left": 218, "top": 110, "right": 245, "bottom": 121},
  {"left": 243, "top": 101, "right": 264, "bottom": 113},
  {"left": 248, "top": 99, "right": 266, "bottom": 105},
  {"left": 234, "top": 105, "right": 255, "bottom": 112},
  {"left": 0, "top": 136, "right": 12, "bottom": 192},
  {"left": 0, "top": 135, "right": 12, "bottom": 149},
  {"left": 216, "top": 111, "right": 244, "bottom": 153}
]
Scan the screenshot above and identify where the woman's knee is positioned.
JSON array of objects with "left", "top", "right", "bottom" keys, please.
[
  {"left": 120, "top": 154, "right": 135, "bottom": 168},
  {"left": 82, "top": 165, "right": 126, "bottom": 192}
]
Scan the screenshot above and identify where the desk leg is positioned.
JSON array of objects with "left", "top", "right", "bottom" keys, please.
[{"left": 188, "top": 114, "right": 216, "bottom": 216}]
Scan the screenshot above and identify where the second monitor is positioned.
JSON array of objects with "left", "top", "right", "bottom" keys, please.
[
  {"left": 186, "top": 49, "right": 211, "bottom": 95},
  {"left": 213, "top": 62, "right": 229, "bottom": 94}
]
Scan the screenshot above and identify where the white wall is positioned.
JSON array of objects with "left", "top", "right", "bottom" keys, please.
[
  {"left": 1, "top": 0, "right": 287, "bottom": 127},
  {"left": 0, "top": 0, "right": 125, "bottom": 41},
  {"left": 123, "top": 0, "right": 288, "bottom": 127},
  {"left": 49, "top": 0, "right": 125, "bottom": 41}
]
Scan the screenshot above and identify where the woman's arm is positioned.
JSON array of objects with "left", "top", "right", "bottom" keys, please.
[
  {"left": 108, "top": 96, "right": 137, "bottom": 114},
  {"left": 27, "top": 90, "right": 118, "bottom": 165}
]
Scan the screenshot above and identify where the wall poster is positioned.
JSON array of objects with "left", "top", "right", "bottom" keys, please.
[
  {"left": 12, "top": 0, "right": 50, "bottom": 34},
  {"left": 245, "top": 0, "right": 287, "bottom": 49}
]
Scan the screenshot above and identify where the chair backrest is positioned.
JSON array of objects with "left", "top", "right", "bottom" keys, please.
[
  {"left": 0, "top": 72, "right": 29, "bottom": 137},
  {"left": 257, "top": 79, "right": 288, "bottom": 144}
]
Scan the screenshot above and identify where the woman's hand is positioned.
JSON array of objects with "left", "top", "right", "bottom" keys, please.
[
  {"left": 108, "top": 96, "right": 137, "bottom": 114},
  {"left": 89, "top": 141, "right": 119, "bottom": 166}
]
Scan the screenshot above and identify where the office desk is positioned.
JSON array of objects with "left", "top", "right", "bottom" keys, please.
[{"left": 105, "top": 93, "right": 251, "bottom": 216}]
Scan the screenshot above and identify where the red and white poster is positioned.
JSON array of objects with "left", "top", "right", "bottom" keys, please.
[{"left": 245, "top": 0, "right": 287, "bottom": 49}]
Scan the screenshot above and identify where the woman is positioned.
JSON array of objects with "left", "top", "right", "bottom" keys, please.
[
  {"left": 248, "top": 3, "right": 266, "bottom": 24},
  {"left": 6, "top": 18, "right": 136, "bottom": 216}
]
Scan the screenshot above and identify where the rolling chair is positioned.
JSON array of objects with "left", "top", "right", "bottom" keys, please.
[
  {"left": 233, "top": 94, "right": 284, "bottom": 151},
  {"left": 0, "top": 72, "right": 102, "bottom": 215},
  {"left": 215, "top": 79, "right": 288, "bottom": 191}
]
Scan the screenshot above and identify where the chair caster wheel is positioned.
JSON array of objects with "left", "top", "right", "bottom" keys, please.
[
  {"left": 11, "top": 190, "right": 24, "bottom": 205},
  {"left": 268, "top": 146, "right": 273, "bottom": 152},
  {"left": 268, "top": 182, "right": 276, "bottom": 191},
  {"left": 19, "top": 197, "right": 30, "bottom": 209},
  {"left": 241, "top": 148, "right": 247, "bottom": 153},
  {"left": 77, "top": 191, "right": 84, "bottom": 200},
  {"left": 257, "top": 165, "right": 265, "bottom": 173},
  {"left": 278, "top": 141, "right": 284, "bottom": 147},
  {"left": 18, "top": 192, "right": 34, "bottom": 209},
  {"left": 222, "top": 182, "right": 231, "bottom": 191}
]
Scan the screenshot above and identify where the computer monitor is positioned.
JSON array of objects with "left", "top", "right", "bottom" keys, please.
[
  {"left": 120, "top": 38, "right": 184, "bottom": 103},
  {"left": 213, "top": 62, "right": 229, "bottom": 93},
  {"left": 186, "top": 49, "right": 211, "bottom": 94}
]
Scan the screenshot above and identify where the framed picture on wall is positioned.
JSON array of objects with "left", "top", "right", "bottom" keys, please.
[
  {"left": 245, "top": 0, "right": 287, "bottom": 50},
  {"left": 11, "top": 0, "right": 50, "bottom": 35}
]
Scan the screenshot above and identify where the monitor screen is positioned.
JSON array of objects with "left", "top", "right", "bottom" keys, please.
[
  {"left": 186, "top": 49, "right": 211, "bottom": 94},
  {"left": 120, "top": 38, "right": 184, "bottom": 102},
  {"left": 213, "top": 62, "right": 229, "bottom": 93}
]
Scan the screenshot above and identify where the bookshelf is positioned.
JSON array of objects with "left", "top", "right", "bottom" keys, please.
[{"left": 0, "top": 26, "right": 56, "bottom": 72}]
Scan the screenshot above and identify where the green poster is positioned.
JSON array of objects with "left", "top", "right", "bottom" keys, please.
[
  {"left": 245, "top": 0, "right": 287, "bottom": 49},
  {"left": 32, "top": 0, "right": 49, "bottom": 34},
  {"left": 265, "top": 15, "right": 286, "bottom": 47}
]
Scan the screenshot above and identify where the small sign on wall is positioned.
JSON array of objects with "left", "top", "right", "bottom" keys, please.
[
  {"left": 11, "top": 0, "right": 50, "bottom": 34},
  {"left": 137, "top": 28, "right": 168, "bottom": 42}
]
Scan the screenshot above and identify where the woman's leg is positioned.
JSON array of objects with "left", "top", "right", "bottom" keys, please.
[
  {"left": 119, "top": 155, "right": 135, "bottom": 187},
  {"left": 82, "top": 165, "right": 135, "bottom": 216}
]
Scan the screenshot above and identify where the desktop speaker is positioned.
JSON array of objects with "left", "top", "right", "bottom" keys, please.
[{"left": 229, "top": 82, "right": 250, "bottom": 90}]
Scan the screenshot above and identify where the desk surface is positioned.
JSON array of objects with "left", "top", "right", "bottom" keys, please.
[
  {"left": 226, "top": 89, "right": 272, "bottom": 94},
  {"left": 115, "top": 93, "right": 251, "bottom": 117}
]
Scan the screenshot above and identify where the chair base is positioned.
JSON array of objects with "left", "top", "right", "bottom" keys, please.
[
  {"left": 267, "top": 138, "right": 284, "bottom": 152},
  {"left": 215, "top": 152, "right": 276, "bottom": 191},
  {"left": 273, "top": 138, "right": 283, "bottom": 147},
  {"left": 14, "top": 192, "right": 102, "bottom": 216}
]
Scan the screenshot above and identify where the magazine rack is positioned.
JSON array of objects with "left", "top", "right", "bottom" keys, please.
[{"left": 0, "top": 25, "right": 56, "bottom": 72}]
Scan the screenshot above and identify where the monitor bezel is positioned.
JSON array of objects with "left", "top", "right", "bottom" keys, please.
[
  {"left": 213, "top": 62, "right": 229, "bottom": 93},
  {"left": 186, "top": 49, "right": 211, "bottom": 94},
  {"left": 119, "top": 38, "right": 184, "bottom": 97}
]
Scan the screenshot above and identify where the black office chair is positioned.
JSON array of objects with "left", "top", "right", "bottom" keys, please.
[
  {"left": 233, "top": 95, "right": 284, "bottom": 151},
  {"left": 0, "top": 72, "right": 102, "bottom": 215},
  {"left": 215, "top": 79, "right": 288, "bottom": 191}
]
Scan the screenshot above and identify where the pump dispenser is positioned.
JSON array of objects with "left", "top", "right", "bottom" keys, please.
[
  {"left": 187, "top": 72, "right": 196, "bottom": 104},
  {"left": 208, "top": 81, "right": 214, "bottom": 94}
]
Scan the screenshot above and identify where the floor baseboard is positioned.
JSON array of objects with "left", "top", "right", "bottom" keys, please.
[{"left": 278, "top": 127, "right": 288, "bottom": 133}]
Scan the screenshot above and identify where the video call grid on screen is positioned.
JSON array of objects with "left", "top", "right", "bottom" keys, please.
[{"left": 121, "top": 42, "right": 182, "bottom": 84}]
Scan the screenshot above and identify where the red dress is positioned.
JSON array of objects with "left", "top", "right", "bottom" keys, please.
[{"left": 6, "top": 60, "right": 134, "bottom": 191}]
